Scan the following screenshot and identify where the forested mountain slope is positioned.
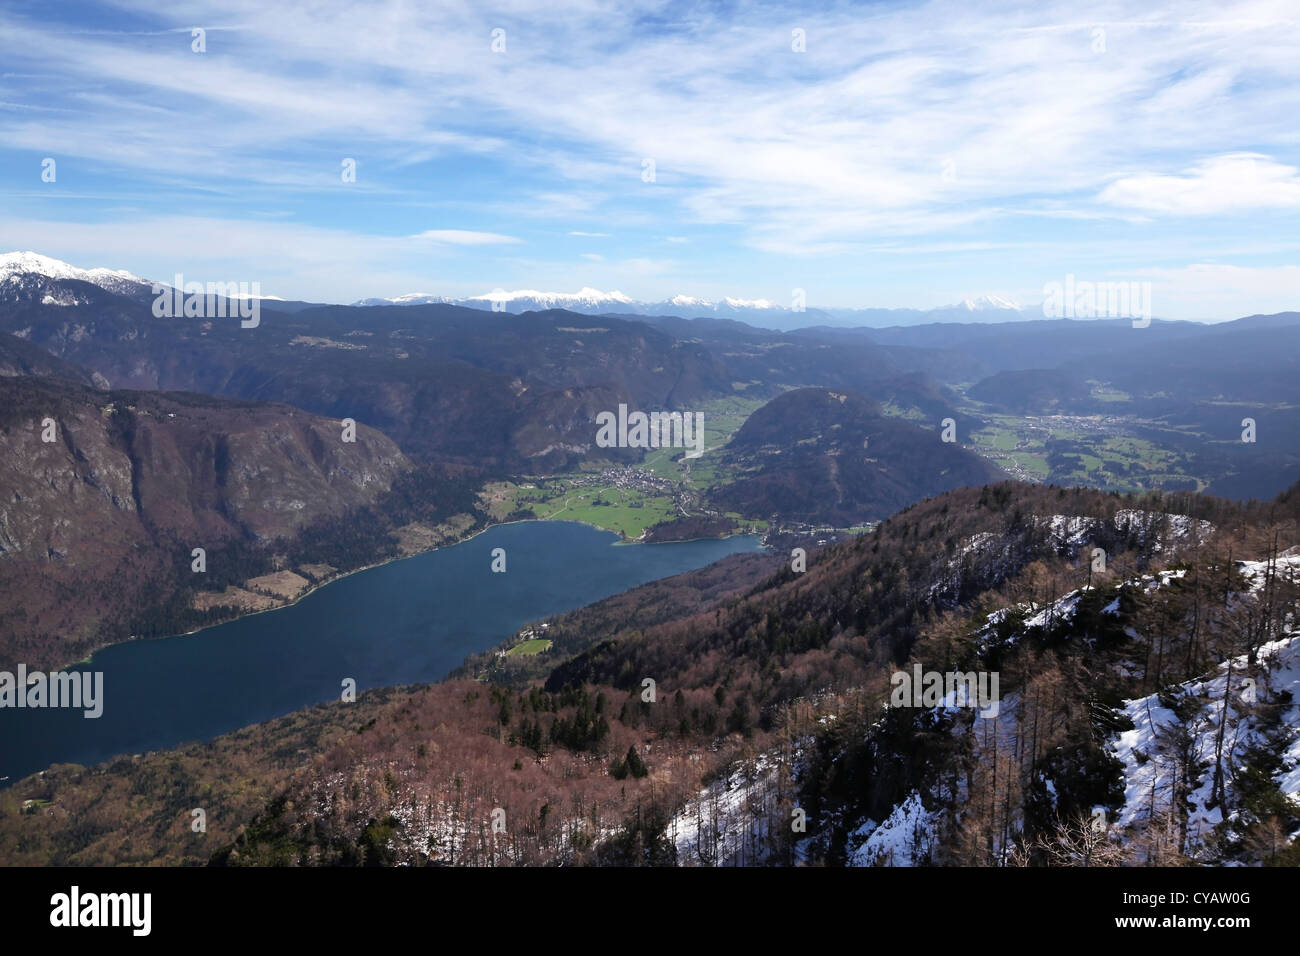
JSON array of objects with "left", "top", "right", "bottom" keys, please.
[{"left": 6, "top": 480, "right": 1297, "bottom": 866}]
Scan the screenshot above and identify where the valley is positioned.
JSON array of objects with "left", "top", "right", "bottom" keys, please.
[
  {"left": 0, "top": 520, "right": 766, "bottom": 787},
  {"left": 5, "top": 480, "right": 1298, "bottom": 869},
  {"left": 2, "top": 254, "right": 1298, "bottom": 873},
  {"left": 4, "top": 0, "right": 1298, "bottom": 926}
]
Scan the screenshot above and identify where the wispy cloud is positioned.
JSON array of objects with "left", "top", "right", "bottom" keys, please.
[
  {"left": 1, "top": 0, "right": 1297, "bottom": 311},
  {"left": 1098, "top": 153, "right": 1300, "bottom": 215},
  {"left": 411, "top": 229, "right": 522, "bottom": 245}
]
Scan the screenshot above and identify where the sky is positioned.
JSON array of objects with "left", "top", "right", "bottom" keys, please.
[{"left": 1, "top": 0, "right": 1299, "bottom": 319}]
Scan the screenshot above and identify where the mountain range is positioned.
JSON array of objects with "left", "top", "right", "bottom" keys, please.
[
  {"left": 359, "top": 289, "right": 1034, "bottom": 329},
  {"left": 3, "top": 247, "right": 1300, "bottom": 871},
  {"left": 6, "top": 479, "right": 1297, "bottom": 867},
  {"left": 3, "top": 246, "right": 1299, "bottom": 670},
  {"left": 4, "top": 252, "right": 1035, "bottom": 329}
]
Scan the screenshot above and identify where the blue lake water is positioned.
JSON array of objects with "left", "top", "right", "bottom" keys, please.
[{"left": 0, "top": 521, "right": 763, "bottom": 785}]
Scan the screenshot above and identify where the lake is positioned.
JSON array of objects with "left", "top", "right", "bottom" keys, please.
[{"left": 0, "top": 521, "right": 764, "bottom": 785}]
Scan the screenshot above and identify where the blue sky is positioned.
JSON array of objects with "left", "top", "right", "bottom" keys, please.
[{"left": 1, "top": 0, "right": 1299, "bottom": 318}]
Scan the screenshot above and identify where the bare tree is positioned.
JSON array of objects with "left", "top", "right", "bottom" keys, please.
[{"left": 1008, "top": 810, "right": 1131, "bottom": 866}]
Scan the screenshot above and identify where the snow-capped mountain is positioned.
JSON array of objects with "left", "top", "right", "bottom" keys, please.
[
  {"left": 471, "top": 287, "right": 637, "bottom": 310},
  {"left": 352, "top": 286, "right": 1028, "bottom": 328},
  {"left": 351, "top": 292, "right": 457, "bottom": 307},
  {"left": 0, "top": 251, "right": 154, "bottom": 299},
  {"left": 828, "top": 296, "right": 1027, "bottom": 328},
  {"left": 352, "top": 288, "right": 637, "bottom": 310},
  {"left": 956, "top": 294, "right": 1021, "bottom": 312},
  {"left": 2, "top": 251, "right": 1034, "bottom": 328},
  {"left": 0, "top": 252, "right": 294, "bottom": 309},
  {"left": 352, "top": 287, "right": 784, "bottom": 316}
]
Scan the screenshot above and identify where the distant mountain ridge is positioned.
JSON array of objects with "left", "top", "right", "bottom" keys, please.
[
  {"left": 3, "top": 252, "right": 1038, "bottom": 329},
  {"left": 0, "top": 251, "right": 149, "bottom": 293},
  {"left": 352, "top": 287, "right": 1032, "bottom": 329}
]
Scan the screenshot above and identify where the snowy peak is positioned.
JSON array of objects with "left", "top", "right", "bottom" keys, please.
[
  {"left": 953, "top": 294, "right": 1021, "bottom": 312},
  {"left": 353, "top": 288, "right": 789, "bottom": 315},
  {"left": 354, "top": 287, "right": 638, "bottom": 310},
  {"left": 348, "top": 287, "right": 1022, "bottom": 326},
  {"left": 0, "top": 251, "right": 293, "bottom": 306},
  {"left": 467, "top": 287, "right": 636, "bottom": 308},
  {"left": 350, "top": 293, "right": 454, "bottom": 307},
  {"left": 351, "top": 293, "right": 457, "bottom": 306},
  {"left": 720, "top": 296, "right": 779, "bottom": 310},
  {"left": 667, "top": 294, "right": 710, "bottom": 307},
  {"left": 3, "top": 250, "right": 1039, "bottom": 328},
  {"left": 0, "top": 251, "right": 148, "bottom": 290}
]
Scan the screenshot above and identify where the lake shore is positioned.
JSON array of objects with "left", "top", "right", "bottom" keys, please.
[
  {"left": 64, "top": 511, "right": 754, "bottom": 671},
  {"left": 5, "top": 522, "right": 767, "bottom": 788}
]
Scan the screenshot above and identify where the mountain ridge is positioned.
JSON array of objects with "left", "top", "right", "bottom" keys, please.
[{"left": 1, "top": 251, "right": 1044, "bottom": 328}]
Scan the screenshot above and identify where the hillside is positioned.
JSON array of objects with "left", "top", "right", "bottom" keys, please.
[
  {"left": 5, "top": 479, "right": 1298, "bottom": 866},
  {"left": 707, "top": 387, "right": 1004, "bottom": 525},
  {"left": 0, "top": 374, "right": 481, "bottom": 669},
  {"left": 0, "top": 266, "right": 976, "bottom": 473},
  {"left": 0, "top": 278, "right": 728, "bottom": 470}
]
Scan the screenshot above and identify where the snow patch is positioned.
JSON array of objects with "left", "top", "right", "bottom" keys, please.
[{"left": 846, "top": 793, "right": 940, "bottom": 866}]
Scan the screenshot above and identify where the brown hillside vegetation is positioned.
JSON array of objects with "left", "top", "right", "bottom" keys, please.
[
  {"left": 0, "top": 376, "right": 484, "bottom": 669},
  {"left": 3, "top": 479, "right": 1299, "bottom": 865}
]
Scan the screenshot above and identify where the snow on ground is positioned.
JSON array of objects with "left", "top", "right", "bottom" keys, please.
[
  {"left": 1237, "top": 552, "right": 1300, "bottom": 585},
  {"left": 840, "top": 692, "right": 1019, "bottom": 866},
  {"left": 1273, "top": 650, "right": 1300, "bottom": 801},
  {"left": 960, "top": 531, "right": 996, "bottom": 557},
  {"left": 1038, "top": 510, "right": 1214, "bottom": 554},
  {"left": 1110, "top": 632, "right": 1300, "bottom": 850},
  {"left": 977, "top": 569, "right": 1188, "bottom": 653},
  {"left": 1113, "top": 510, "right": 1214, "bottom": 551},
  {"left": 846, "top": 792, "right": 940, "bottom": 866},
  {"left": 1110, "top": 555, "right": 1300, "bottom": 851},
  {"left": 928, "top": 531, "right": 1022, "bottom": 602},
  {"left": 669, "top": 750, "right": 800, "bottom": 866},
  {"left": 1043, "top": 514, "right": 1095, "bottom": 550},
  {"left": 1020, "top": 587, "right": 1090, "bottom": 631}
]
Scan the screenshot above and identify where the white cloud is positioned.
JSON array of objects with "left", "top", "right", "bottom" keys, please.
[
  {"left": 410, "top": 229, "right": 522, "bottom": 245},
  {"left": 3, "top": 0, "right": 1299, "bottom": 298},
  {"left": 6, "top": 1, "right": 1297, "bottom": 247},
  {"left": 1099, "top": 153, "right": 1300, "bottom": 214},
  {"left": 0, "top": 216, "right": 517, "bottom": 301},
  {"left": 1133, "top": 262, "right": 1300, "bottom": 320}
]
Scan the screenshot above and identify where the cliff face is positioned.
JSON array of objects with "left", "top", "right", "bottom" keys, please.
[{"left": 0, "top": 376, "right": 411, "bottom": 668}]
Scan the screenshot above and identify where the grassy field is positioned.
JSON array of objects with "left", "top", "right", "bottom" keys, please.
[
  {"left": 640, "top": 393, "right": 770, "bottom": 488},
  {"left": 481, "top": 478, "right": 679, "bottom": 538},
  {"left": 505, "top": 638, "right": 552, "bottom": 656},
  {"left": 969, "top": 414, "right": 1205, "bottom": 491},
  {"left": 1088, "top": 382, "right": 1131, "bottom": 403},
  {"left": 478, "top": 393, "right": 772, "bottom": 539},
  {"left": 880, "top": 401, "right": 928, "bottom": 422}
]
